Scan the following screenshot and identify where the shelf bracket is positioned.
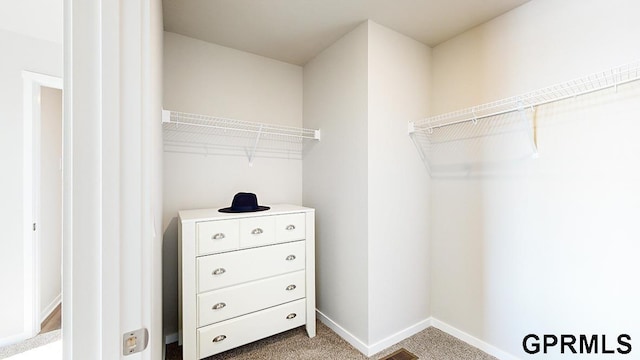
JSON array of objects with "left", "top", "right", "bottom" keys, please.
[
  {"left": 409, "top": 131, "right": 429, "bottom": 170},
  {"left": 517, "top": 101, "right": 538, "bottom": 158},
  {"left": 471, "top": 108, "right": 478, "bottom": 125},
  {"left": 247, "top": 124, "right": 264, "bottom": 167}
]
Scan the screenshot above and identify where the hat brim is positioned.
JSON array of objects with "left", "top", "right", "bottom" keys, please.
[{"left": 218, "top": 205, "right": 271, "bottom": 213}]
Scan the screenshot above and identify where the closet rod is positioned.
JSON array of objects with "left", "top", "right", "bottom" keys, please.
[{"left": 411, "top": 59, "right": 640, "bottom": 132}]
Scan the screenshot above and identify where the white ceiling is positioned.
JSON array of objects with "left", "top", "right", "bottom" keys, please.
[{"left": 163, "top": 0, "right": 531, "bottom": 65}]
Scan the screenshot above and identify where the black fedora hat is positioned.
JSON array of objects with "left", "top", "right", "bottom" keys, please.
[{"left": 218, "top": 192, "right": 270, "bottom": 213}]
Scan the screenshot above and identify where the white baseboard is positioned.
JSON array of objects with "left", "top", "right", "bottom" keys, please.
[
  {"left": 430, "top": 317, "right": 521, "bottom": 360},
  {"left": 367, "top": 317, "right": 432, "bottom": 356},
  {"left": 316, "top": 310, "right": 431, "bottom": 357},
  {"left": 0, "top": 332, "right": 30, "bottom": 348},
  {"left": 316, "top": 310, "right": 370, "bottom": 355},
  {"left": 317, "top": 311, "right": 521, "bottom": 360},
  {"left": 1, "top": 293, "right": 60, "bottom": 348},
  {"left": 165, "top": 332, "right": 179, "bottom": 345},
  {"left": 40, "top": 293, "right": 62, "bottom": 323}
]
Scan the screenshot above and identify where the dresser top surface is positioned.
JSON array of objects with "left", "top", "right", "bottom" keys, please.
[{"left": 179, "top": 204, "right": 314, "bottom": 222}]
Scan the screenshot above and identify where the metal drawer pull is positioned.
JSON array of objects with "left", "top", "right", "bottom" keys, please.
[
  {"left": 212, "top": 268, "right": 226, "bottom": 276},
  {"left": 212, "top": 335, "right": 226, "bottom": 343},
  {"left": 286, "top": 284, "right": 296, "bottom": 291},
  {"left": 286, "top": 224, "right": 296, "bottom": 231},
  {"left": 251, "top": 228, "right": 263, "bottom": 235},
  {"left": 286, "top": 313, "right": 297, "bottom": 320},
  {"left": 285, "top": 255, "right": 296, "bottom": 261},
  {"left": 212, "top": 302, "right": 226, "bottom": 310},
  {"left": 212, "top": 233, "right": 225, "bottom": 240}
]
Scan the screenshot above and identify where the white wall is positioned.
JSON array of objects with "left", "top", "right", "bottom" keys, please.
[
  {"left": 430, "top": 0, "right": 640, "bottom": 358},
  {"left": 367, "top": 21, "right": 431, "bottom": 345},
  {"left": 303, "top": 21, "right": 371, "bottom": 344},
  {"left": 162, "top": 31, "right": 304, "bottom": 338},
  {"left": 0, "top": 0, "right": 62, "bottom": 45},
  {"left": 0, "top": 28, "right": 62, "bottom": 343},
  {"left": 303, "top": 21, "right": 432, "bottom": 353},
  {"left": 39, "top": 86, "right": 63, "bottom": 320}
]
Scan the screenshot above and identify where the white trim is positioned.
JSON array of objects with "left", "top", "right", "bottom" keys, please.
[
  {"left": 22, "top": 71, "right": 63, "bottom": 342},
  {"left": 316, "top": 310, "right": 370, "bottom": 355},
  {"left": 316, "top": 312, "right": 521, "bottom": 360},
  {"left": 0, "top": 333, "right": 30, "bottom": 348},
  {"left": 316, "top": 310, "right": 432, "bottom": 357},
  {"left": 62, "top": 1, "right": 73, "bottom": 359},
  {"left": 430, "top": 318, "right": 522, "bottom": 360},
  {"left": 22, "top": 72, "right": 35, "bottom": 340},
  {"left": 40, "top": 293, "right": 62, "bottom": 323},
  {"left": 367, "top": 317, "right": 432, "bottom": 356},
  {"left": 22, "top": 71, "right": 62, "bottom": 89}
]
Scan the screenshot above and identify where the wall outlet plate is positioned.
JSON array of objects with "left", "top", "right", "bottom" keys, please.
[{"left": 123, "top": 328, "right": 149, "bottom": 356}]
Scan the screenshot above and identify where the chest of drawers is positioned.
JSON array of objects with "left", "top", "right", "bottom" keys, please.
[{"left": 179, "top": 205, "right": 316, "bottom": 359}]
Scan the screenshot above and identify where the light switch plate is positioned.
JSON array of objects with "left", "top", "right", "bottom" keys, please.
[{"left": 123, "top": 328, "right": 148, "bottom": 356}]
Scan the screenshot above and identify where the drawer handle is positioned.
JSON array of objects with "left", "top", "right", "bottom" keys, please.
[
  {"left": 286, "top": 313, "right": 297, "bottom": 320},
  {"left": 212, "top": 302, "right": 226, "bottom": 310},
  {"left": 211, "top": 233, "right": 225, "bottom": 240},
  {"left": 286, "top": 284, "right": 296, "bottom": 291},
  {"left": 285, "top": 255, "right": 296, "bottom": 261},
  {"left": 212, "top": 335, "right": 226, "bottom": 343},
  {"left": 251, "top": 228, "right": 263, "bottom": 235},
  {"left": 212, "top": 268, "right": 226, "bottom": 276},
  {"left": 286, "top": 224, "right": 296, "bottom": 231}
]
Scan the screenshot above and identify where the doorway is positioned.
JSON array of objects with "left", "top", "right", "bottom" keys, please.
[
  {"left": 21, "top": 71, "right": 63, "bottom": 346},
  {"left": 36, "top": 86, "right": 63, "bottom": 336}
]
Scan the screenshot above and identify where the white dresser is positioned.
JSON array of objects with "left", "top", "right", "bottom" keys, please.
[{"left": 179, "top": 204, "right": 316, "bottom": 359}]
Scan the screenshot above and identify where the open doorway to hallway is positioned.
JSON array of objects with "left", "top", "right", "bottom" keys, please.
[
  {"left": 36, "top": 86, "right": 63, "bottom": 338},
  {"left": 0, "top": 76, "right": 63, "bottom": 359}
]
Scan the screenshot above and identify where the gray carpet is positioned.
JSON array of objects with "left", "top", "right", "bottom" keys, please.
[
  {"left": 0, "top": 330, "right": 61, "bottom": 359},
  {"left": 166, "top": 321, "right": 498, "bottom": 360}
]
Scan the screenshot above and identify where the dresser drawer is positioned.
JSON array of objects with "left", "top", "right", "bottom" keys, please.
[
  {"left": 239, "top": 216, "right": 275, "bottom": 248},
  {"left": 275, "top": 213, "right": 306, "bottom": 242},
  {"left": 197, "top": 299, "right": 306, "bottom": 358},
  {"left": 197, "top": 241, "right": 305, "bottom": 293},
  {"left": 197, "top": 220, "right": 239, "bottom": 256},
  {"left": 197, "top": 270, "right": 305, "bottom": 327}
]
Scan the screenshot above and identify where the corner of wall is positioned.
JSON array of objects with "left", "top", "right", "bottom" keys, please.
[{"left": 302, "top": 20, "right": 370, "bottom": 344}]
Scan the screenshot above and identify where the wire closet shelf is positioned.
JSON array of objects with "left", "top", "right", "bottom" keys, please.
[
  {"left": 408, "top": 60, "right": 640, "bottom": 174},
  {"left": 162, "top": 110, "right": 320, "bottom": 163},
  {"left": 410, "top": 60, "right": 640, "bottom": 132}
]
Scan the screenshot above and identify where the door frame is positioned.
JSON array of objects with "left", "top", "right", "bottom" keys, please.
[{"left": 22, "top": 70, "right": 63, "bottom": 338}]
